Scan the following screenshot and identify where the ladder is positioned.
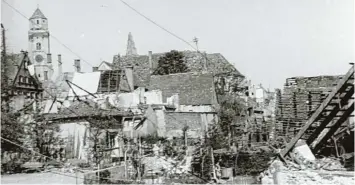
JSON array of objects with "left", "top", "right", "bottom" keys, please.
[{"left": 280, "top": 66, "right": 354, "bottom": 157}]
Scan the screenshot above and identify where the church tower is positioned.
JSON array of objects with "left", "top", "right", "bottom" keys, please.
[
  {"left": 126, "top": 32, "right": 138, "bottom": 56},
  {"left": 28, "top": 8, "right": 53, "bottom": 82}
]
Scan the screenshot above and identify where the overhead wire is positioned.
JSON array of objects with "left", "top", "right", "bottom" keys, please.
[
  {"left": 2, "top": 0, "right": 273, "bottom": 180},
  {"left": 119, "top": 0, "right": 213, "bottom": 69},
  {"left": 119, "top": 0, "right": 197, "bottom": 51}
]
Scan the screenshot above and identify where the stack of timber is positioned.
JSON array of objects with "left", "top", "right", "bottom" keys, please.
[
  {"left": 276, "top": 75, "right": 343, "bottom": 138},
  {"left": 280, "top": 66, "right": 354, "bottom": 157}
]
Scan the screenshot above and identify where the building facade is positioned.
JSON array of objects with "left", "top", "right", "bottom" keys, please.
[{"left": 28, "top": 8, "right": 53, "bottom": 82}]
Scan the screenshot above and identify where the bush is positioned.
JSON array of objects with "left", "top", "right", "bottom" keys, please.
[{"left": 1, "top": 161, "right": 23, "bottom": 174}]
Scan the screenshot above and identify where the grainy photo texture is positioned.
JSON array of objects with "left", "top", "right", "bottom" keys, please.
[{"left": 1, "top": 0, "right": 354, "bottom": 184}]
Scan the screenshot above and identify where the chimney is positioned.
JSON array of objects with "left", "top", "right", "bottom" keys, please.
[
  {"left": 114, "top": 53, "right": 121, "bottom": 66},
  {"left": 203, "top": 52, "right": 207, "bottom": 71},
  {"left": 74, "top": 59, "right": 81, "bottom": 72},
  {"left": 148, "top": 51, "right": 153, "bottom": 74},
  {"left": 47, "top": 53, "right": 52, "bottom": 63},
  {"left": 124, "top": 65, "right": 134, "bottom": 91},
  {"left": 138, "top": 87, "right": 145, "bottom": 104},
  {"left": 57, "top": 54, "right": 62, "bottom": 75},
  {"left": 92, "top": 67, "right": 99, "bottom": 72}
]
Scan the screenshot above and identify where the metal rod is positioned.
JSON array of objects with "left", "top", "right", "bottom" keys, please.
[{"left": 67, "top": 80, "right": 97, "bottom": 98}]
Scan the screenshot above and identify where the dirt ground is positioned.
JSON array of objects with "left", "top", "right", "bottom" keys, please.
[{"left": 1, "top": 172, "right": 84, "bottom": 184}]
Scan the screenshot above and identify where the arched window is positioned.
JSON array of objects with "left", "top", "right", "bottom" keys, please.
[
  {"left": 36, "top": 43, "right": 41, "bottom": 50},
  {"left": 18, "top": 76, "right": 23, "bottom": 83}
]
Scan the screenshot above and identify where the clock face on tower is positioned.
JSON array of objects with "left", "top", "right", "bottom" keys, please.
[{"left": 35, "top": 54, "right": 44, "bottom": 63}]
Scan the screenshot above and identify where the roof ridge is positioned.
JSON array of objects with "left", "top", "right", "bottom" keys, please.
[{"left": 151, "top": 71, "right": 212, "bottom": 77}]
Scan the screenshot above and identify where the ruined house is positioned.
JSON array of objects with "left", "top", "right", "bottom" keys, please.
[
  {"left": 2, "top": 51, "right": 43, "bottom": 112},
  {"left": 147, "top": 72, "right": 219, "bottom": 139},
  {"left": 149, "top": 72, "right": 218, "bottom": 112},
  {"left": 43, "top": 100, "right": 134, "bottom": 162},
  {"left": 112, "top": 50, "right": 245, "bottom": 93},
  {"left": 2, "top": 51, "right": 43, "bottom": 98}
]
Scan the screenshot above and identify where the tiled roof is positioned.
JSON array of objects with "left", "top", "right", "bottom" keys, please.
[
  {"left": 44, "top": 99, "right": 133, "bottom": 120},
  {"left": 4, "top": 53, "right": 23, "bottom": 85},
  {"left": 112, "top": 50, "right": 243, "bottom": 87},
  {"left": 149, "top": 72, "right": 218, "bottom": 105},
  {"left": 30, "top": 8, "right": 46, "bottom": 19},
  {"left": 4, "top": 52, "right": 42, "bottom": 88}
]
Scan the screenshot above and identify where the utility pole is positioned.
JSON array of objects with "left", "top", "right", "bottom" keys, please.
[
  {"left": 1, "top": 23, "right": 7, "bottom": 79},
  {"left": 193, "top": 37, "right": 208, "bottom": 71},
  {"left": 1, "top": 23, "right": 9, "bottom": 111},
  {"left": 193, "top": 37, "right": 199, "bottom": 51}
]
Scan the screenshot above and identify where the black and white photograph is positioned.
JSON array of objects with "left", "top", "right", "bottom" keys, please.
[{"left": 1, "top": 0, "right": 354, "bottom": 184}]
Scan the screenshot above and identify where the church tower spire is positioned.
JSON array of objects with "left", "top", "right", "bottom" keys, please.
[
  {"left": 28, "top": 7, "right": 53, "bottom": 82},
  {"left": 126, "top": 32, "right": 137, "bottom": 56}
]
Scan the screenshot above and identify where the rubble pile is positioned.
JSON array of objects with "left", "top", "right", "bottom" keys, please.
[
  {"left": 275, "top": 170, "right": 354, "bottom": 185},
  {"left": 142, "top": 156, "right": 174, "bottom": 174},
  {"left": 142, "top": 155, "right": 192, "bottom": 177},
  {"left": 260, "top": 159, "right": 354, "bottom": 185}
]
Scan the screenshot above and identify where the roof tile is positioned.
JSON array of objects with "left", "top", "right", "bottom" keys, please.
[
  {"left": 149, "top": 72, "right": 217, "bottom": 105},
  {"left": 112, "top": 51, "right": 242, "bottom": 87}
]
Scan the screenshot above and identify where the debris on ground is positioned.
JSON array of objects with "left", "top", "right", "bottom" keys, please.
[
  {"left": 260, "top": 141, "right": 354, "bottom": 185},
  {"left": 260, "top": 159, "right": 355, "bottom": 185}
]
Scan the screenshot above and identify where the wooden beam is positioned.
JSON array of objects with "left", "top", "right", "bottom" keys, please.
[
  {"left": 280, "top": 67, "right": 354, "bottom": 157},
  {"left": 307, "top": 85, "right": 354, "bottom": 144},
  {"left": 312, "top": 102, "right": 354, "bottom": 152},
  {"left": 67, "top": 80, "right": 97, "bottom": 98}
]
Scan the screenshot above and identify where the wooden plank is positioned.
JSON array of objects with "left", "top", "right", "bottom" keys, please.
[
  {"left": 307, "top": 85, "right": 354, "bottom": 144},
  {"left": 312, "top": 102, "right": 354, "bottom": 152},
  {"left": 280, "top": 67, "right": 354, "bottom": 157}
]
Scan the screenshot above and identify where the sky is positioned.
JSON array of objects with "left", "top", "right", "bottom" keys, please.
[{"left": 1, "top": 0, "right": 354, "bottom": 89}]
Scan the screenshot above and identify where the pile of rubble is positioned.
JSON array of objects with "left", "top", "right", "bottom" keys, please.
[
  {"left": 260, "top": 141, "right": 354, "bottom": 185},
  {"left": 142, "top": 156, "right": 175, "bottom": 174},
  {"left": 141, "top": 155, "right": 192, "bottom": 176}
]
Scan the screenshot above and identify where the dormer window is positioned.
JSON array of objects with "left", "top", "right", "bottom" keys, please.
[{"left": 36, "top": 20, "right": 39, "bottom": 24}]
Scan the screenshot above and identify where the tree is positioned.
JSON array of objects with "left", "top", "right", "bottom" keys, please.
[
  {"left": 86, "top": 116, "right": 117, "bottom": 167},
  {"left": 29, "top": 121, "right": 61, "bottom": 162},
  {"left": 1, "top": 112, "right": 25, "bottom": 153},
  {"left": 152, "top": 50, "right": 189, "bottom": 75}
]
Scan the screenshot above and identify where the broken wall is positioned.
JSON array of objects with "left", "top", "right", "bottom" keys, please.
[{"left": 164, "top": 112, "right": 217, "bottom": 139}]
